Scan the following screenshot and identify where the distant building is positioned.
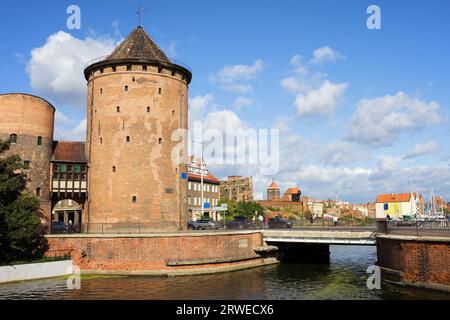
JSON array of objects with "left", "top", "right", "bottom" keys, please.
[
  {"left": 267, "top": 179, "right": 281, "bottom": 201},
  {"left": 187, "top": 156, "right": 221, "bottom": 221},
  {"left": 375, "top": 193, "right": 419, "bottom": 220},
  {"left": 307, "top": 201, "right": 324, "bottom": 217},
  {"left": 220, "top": 176, "right": 253, "bottom": 202},
  {"left": 283, "top": 188, "right": 301, "bottom": 202}
]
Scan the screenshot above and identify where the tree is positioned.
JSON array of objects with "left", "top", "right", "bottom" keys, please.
[{"left": 0, "top": 140, "right": 48, "bottom": 263}]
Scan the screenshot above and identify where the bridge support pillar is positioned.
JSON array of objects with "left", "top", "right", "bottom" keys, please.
[{"left": 271, "top": 243, "right": 330, "bottom": 264}]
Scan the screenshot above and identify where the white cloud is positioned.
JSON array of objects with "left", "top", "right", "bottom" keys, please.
[
  {"left": 295, "top": 80, "right": 348, "bottom": 117},
  {"left": 346, "top": 92, "right": 445, "bottom": 147},
  {"left": 310, "top": 46, "right": 344, "bottom": 65},
  {"left": 234, "top": 97, "right": 254, "bottom": 109},
  {"left": 55, "top": 110, "right": 70, "bottom": 125},
  {"left": 27, "top": 31, "right": 116, "bottom": 108},
  {"left": 189, "top": 93, "right": 214, "bottom": 124},
  {"left": 322, "top": 140, "right": 368, "bottom": 166},
  {"left": 55, "top": 118, "right": 86, "bottom": 141},
  {"left": 403, "top": 141, "right": 440, "bottom": 159},
  {"left": 212, "top": 60, "right": 264, "bottom": 93}
]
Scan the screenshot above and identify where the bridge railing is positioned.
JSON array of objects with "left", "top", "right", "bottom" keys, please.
[{"left": 382, "top": 220, "right": 450, "bottom": 237}]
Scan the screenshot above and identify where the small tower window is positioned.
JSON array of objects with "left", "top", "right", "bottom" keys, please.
[
  {"left": 158, "top": 67, "right": 162, "bottom": 73},
  {"left": 37, "top": 136, "right": 43, "bottom": 146},
  {"left": 132, "top": 196, "right": 137, "bottom": 203},
  {"left": 100, "top": 138, "right": 103, "bottom": 144},
  {"left": 127, "top": 65, "right": 132, "bottom": 71},
  {"left": 126, "top": 136, "right": 130, "bottom": 143},
  {"left": 10, "top": 134, "right": 17, "bottom": 144},
  {"left": 23, "top": 160, "right": 30, "bottom": 169},
  {"left": 158, "top": 88, "right": 162, "bottom": 94},
  {"left": 125, "top": 85, "right": 129, "bottom": 92},
  {"left": 158, "top": 138, "right": 162, "bottom": 144},
  {"left": 147, "top": 106, "right": 151, "bottom": 113},
  {"left": 112, "top": 166, "right": 116, "bottom": 172},
  {"left": 132, "top": 77, "right": 136, "bottom": 82},
  {"left": 100, "top": 68, "right": 104, "bottom": 74},
  {"left": 112, "top": 66, "right": 116, "bottom": 72},
  {"left": 116, "top": 106, "right": 120, "bottom": 113},
  {"left": 100, "top": 88, "right": 103, "bottom": 94},
  {"left": 172, "top": 110, "right": 175, "bottom": 116},
  {"left": 36, "top": 188, "right": 41, "bottom": 197},
  {"left": 142, "top": 65, "right": 147, "bottom": 71},
  {"left": 172, "top": 71, "right": 176, "bottom": 76}
]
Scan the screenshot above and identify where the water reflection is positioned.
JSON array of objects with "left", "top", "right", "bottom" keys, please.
[{"left": 0, "top": 246, "right": 449, "bottom": 300}]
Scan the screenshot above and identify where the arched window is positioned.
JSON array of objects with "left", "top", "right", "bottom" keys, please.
[
  {"left": 158, "top": 138, "right": 162, "bottom": 144},
  {"left": 147, "top": 106, "right": 150, "bottom": 113},
  {"left": 125, "top": 85, "right": 129, "bottom": 92},
  {"left": 112, "top": 166, "right": 116, "bottom": 172},
  {"left": 116, "top": 106, "right": 120, "bottom": 113},
  {"left": 10, "top": 134, "right": 17, "bottom": 144},
  {"left": 126, "top": 136, "right": 130, "bottom": 143},
  {"left": 132, "top": 196, "right": 137, "bottom": 203},
  {"left": 36, "top": 188, "right": 41, "bottom": 197},
  {"left": 37, "top": 136, "right": 43, "bottom": 146}
]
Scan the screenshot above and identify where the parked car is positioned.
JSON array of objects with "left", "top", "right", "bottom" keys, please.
[
  {"left": 188, "top": 220, "right": 200, "bottom": 230},
  {"left": 268, "top": 217, "right": 293, "bottom": 229},
  {"left": 226, "top": 216, "right": 256, "bottom": 230},
  {"left": 51, "top": 221, "right": 67, "bottom": 234},
  {"left": 195, "top": 219, "right": 219, "bottom": 230}
]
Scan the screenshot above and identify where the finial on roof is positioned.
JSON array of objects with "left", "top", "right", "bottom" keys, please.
[{"left": 136, "top": 5, "right": 146, "bottom": 27}]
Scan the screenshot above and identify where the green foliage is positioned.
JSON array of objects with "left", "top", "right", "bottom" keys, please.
[
  {"left": 0, "top": 139, "right": 48, "bottom": 263},
  {"left": 220, "top": 198, "right": 265, "bottom": 220}
]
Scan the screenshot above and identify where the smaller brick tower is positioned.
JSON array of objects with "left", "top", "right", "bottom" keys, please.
[
  {"left": 267, "top": 179, "right": 281, "bottom": 201},
  {"left": 0, "top": 93, "right": 55, "bottom": 221}
]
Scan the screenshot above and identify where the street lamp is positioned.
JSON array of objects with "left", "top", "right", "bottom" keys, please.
[{"left": 191, "top": 138, "right": 205, "bottom": 219}]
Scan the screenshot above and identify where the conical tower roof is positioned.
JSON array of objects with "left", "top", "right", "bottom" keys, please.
[
  {"left": 268, "top": 179, "right": 280, "bottom": 189},
  {"left": 107, "top": 26, "right": 171, "bottom": 63},
  {"left": 84, "top": 26, "right": 192, "bottom": 83}
]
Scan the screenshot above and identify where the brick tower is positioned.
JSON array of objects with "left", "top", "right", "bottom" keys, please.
[
  {"left": 267, "top": 179, "right": 281, "bottom": 201},
  {"left": 83, "top": 27, "right": 192, "bottom": 232},
  {"left": 0, "top": 93, "right": 55, "bottom": 221}
]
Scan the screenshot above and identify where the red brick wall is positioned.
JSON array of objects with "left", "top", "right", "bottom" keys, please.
[
  {"left": 47, "top": 232, "right": 264, "bottom": 272},
  {"left": 377, "top": 237, "right": 450, "bottom": 290}
]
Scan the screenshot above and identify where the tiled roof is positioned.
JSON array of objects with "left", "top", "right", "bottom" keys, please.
[
  {"left": 107, "top": 27, "right": 170, "bottom": 64},
  {"left": 188, "top": 172, "right": 220, "bottom": 184},
  {"left": 268, "top": 180, "right": 280, "bottom": 189},
  {"left": 52, "top": 141, "right": 87, "bottom": 163},
  {"left": 376, "top": 193, "right": 417, "bottom": 203},
  {"left": 284, "top": 188, "right": 301, "bottom": 195}
]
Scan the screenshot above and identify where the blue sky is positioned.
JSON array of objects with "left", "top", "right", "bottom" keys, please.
[{"left": 1, "top": 0, "right": 449, "bottom": 202}]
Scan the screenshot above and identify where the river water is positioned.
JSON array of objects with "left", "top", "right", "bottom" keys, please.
[{"left": 0, "top": 246, "right": 449, "bottom": 300}]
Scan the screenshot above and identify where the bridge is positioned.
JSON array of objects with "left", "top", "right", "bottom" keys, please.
[{"left": 262, "top": 229, "right": 376, "bottom": 245}]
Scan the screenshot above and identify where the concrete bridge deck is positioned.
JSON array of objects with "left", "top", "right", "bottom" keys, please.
[{"left": 262, "top": 229, "right": 377, "bottom": 245}]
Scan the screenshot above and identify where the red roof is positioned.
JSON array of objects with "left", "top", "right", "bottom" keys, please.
[
  {"left": 268, "top": 180, "right": 280, "bottom": 189},
  {"left": 188, "top": 172, "right": 220, "bottom": 184},
  {"left": 52, "top": 141, "right": 87, "bottom": 163},
  {"left": 376, "top": 193, "right": 417, "bottom": 203},
  {"left": 284, "top": 188, "right": 301, "bottom": 195}
]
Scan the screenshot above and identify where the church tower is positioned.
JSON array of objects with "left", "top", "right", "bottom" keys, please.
[
  {"left": 83, "top": 27, "right": 192, "bottom": 232},
  {"left": 267, "top": 179, "right": 281, "bottom": 201}
]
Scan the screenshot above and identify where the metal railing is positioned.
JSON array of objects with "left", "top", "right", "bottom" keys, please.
[
  {"left": 42, "top": 219, "right": 377, "bottom": 235},
  {"left": 382, "top": 220, "right": 450, "bottom": 237}
]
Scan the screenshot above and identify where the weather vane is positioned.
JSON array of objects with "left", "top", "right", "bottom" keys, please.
[{"left": 137, "top": 5, "right": 146, "bottom": 27}]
